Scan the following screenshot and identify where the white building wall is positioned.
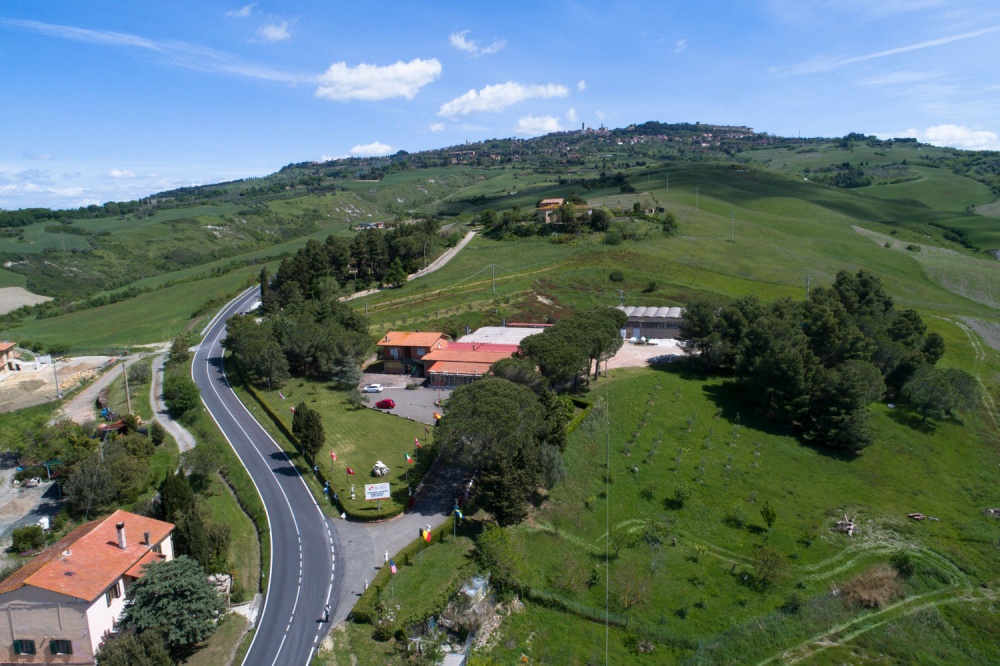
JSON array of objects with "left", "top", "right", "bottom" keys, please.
[
  {"left": 0, "top": 587, "right": 93, "bottom": 664},
  {"left": 83, "top": 580, "right": 124, "bottom": 657}
]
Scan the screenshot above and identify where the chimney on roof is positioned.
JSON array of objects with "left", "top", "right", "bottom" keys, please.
[
  {"left": 116, "top": 522, "right": 127, "bottom": 550},
  {"left": 144, "top": 531, "right": 151, "bottom": 546}
]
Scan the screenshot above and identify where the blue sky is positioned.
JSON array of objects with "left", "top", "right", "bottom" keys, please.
[{"left": 2, "top": 0, "right": 999, "bottom": 209}]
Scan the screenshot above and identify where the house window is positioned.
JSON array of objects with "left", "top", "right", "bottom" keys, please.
[
  {"left": 152, "top": 543, "right": 162, "bottom": 554},
  {"left": 13, "top": 639, "right": 36, "bottom": 655},
  {"left": 50, "top": 640, "right": 73, "bottom": 655},
  {"left": 106, "top": 580, "right": 122, "bottom": 606}
]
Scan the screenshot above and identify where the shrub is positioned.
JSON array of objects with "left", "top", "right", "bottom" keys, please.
[
  {"left": 127, "top": 362, "right": 151, "bottom": 385},
  {"left": 841, "top": 564, "right": 902, "bottom": 609},
  {"left": 609, "top": 270, "right": 625, "bottom": 283},
  {"left": 889, "top": 552, "right": 916, "bottom": 578},
  {"left": 11, "top": 526, "right": 45, "bottom": 552}
]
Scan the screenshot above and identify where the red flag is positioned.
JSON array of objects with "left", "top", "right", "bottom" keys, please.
[
  {"left": 414, "top": 437, "right": 421, "bottom": 449},
  {"left": 346, "top": 467, "right": 355, "bottom": 475},
  {"left": 421, "top": 529, "right": 432, "bottom": 543},
  {"left": 330, "top": 451, "right": 337, "bottom": 461},
  {"left": 290, "top": 406, "right": 296, "bottom": 413},
  {"left": 405, "top": 453, "right": 414, "bottom": 464}
]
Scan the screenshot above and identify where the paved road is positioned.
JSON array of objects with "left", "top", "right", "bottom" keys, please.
[{"left": 192, "top": 287, "right": 339, "bottom": 666}]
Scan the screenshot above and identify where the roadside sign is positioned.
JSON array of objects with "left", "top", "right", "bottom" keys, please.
[{"left": 365, "top": 483, "right": 391, "bottom": 501}]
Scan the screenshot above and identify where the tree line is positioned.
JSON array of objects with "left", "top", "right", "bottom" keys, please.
[
  {"left": 680, "top": 270, "right": 979, "bottom": 451},
  {"left": 266, "top": 218, "right": 447, "bottom": 301},
  {"left": 518, "top": 307, "right": 628, "bottom": 390}
]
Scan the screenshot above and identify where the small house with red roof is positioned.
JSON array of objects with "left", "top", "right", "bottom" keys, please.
[
  {"left": 375, "top": 331, "right": 450, "bottom": 375},
  {"left": 0, "top": 510, "right": 174, "bottom": 664}
]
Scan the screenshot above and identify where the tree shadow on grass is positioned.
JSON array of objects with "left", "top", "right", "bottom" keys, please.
[{"left": 885, "top": 407, "right": 937, "bottom": 434}]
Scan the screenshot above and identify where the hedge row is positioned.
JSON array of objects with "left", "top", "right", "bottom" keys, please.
[
  {"left": 166, "top": 359, "right": 270, "bottom": 594},
  {"left": 351, "top": 527, "right": 461, "bottom": 626},
  {"left": 565, "top": 397, "right": 594, "bottom": 436}
]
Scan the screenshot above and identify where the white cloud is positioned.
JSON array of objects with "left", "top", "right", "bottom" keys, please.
[
  {"left": 316, "top": 58, "right": 441, "bottom": 101},
  {"left": 349, "top": 141, "right": 393, "bottom": 157},
  {"left": 674, "top": 38, "right": 688, "bottom": 54},
  {"left": 577, "top": 80, "right": 586, "bottom": 91},
  {"left": 595, "top": 110, "right": 607, "bottom": 121},
  {"left": 515, "top": 115, "right": 563, "bottom": 136},
  {"left": 773, "top": 25, "right": 1000, "bottom": 76},
  {"left": 439, "top": 82, "right": 569, "bottom": 117},
  {"left": 225, "top": 3, "right": 255, "bottom": 18},
  {"left": 107, "top": 169, "right": 136, "bottom": 179},
  {"left": 429, "top": 122, "right": 445, "bottom": 133},
  {"left": 320, "top": 154, "right": 334, "bottom": 162},
  {"left": 257, "top": 21, "right": 292, "bottom": 43},
  {"left": 902, "top": 124, "right": 1000, "bottom": 150},
  {"left": 449, "top": 30, "right": 506, "bottom": 57},
  {"left": 566, "top": 107, "right": 578, "bottom": 123}
]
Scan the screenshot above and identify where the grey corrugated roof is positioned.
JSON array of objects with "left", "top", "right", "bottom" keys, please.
[{"left": 617, "top": 306, "right": 684, "bottom": 319}]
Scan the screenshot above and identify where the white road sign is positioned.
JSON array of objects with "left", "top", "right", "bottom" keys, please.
[{"left": 365, "top": 483, "right": 391, "bottom": 501}]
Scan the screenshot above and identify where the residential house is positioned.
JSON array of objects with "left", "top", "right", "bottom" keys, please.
[
  {"left": 535, "top": 198, "right": 564, "bottom": 224},
  {"left": 375, "top": 331, "right": 451, "bottom": 375},
  {"left": 0, "top": 510, "right": 175, "bottom": 664},
  {"left": 0, "top": 343, "right": 20, "bottom": 374}
]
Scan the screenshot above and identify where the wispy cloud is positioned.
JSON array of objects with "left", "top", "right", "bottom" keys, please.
[
  {"left": 225, "top": 3, "right": 255, "bottom": 18},
  {"left": 439, "top": 82, "right": 569, "bottom": 117},
  {"left": 4, "top": 18, "right": 306, "bottom": 83},
  {"left": 315, "top": 59, "right": 441, "bottom": 101},
  {"left": 515, "top": 115, "right": 563, "bottom": 136},
  {"left": 773, "top": 25, "right": 1000, "bottom": 76},
  {"left": 349, "top": 141, "right": 393, "bottom": 156},
  {"left": 674, "top": 38, "right": 688, "bottom": 54},
  {"left": 257, "top": 20, "right": 292, "bottom": 43},
  {"left": 855, "top": 70, "right": 944, "bottom": 86},
  {"left": 4, "top": 19, "right": 442, "bottom": 103},
  {"left": 107, "top": 169, "right": 136, "bottom": 179},
  {"left": 577, "top": 80, "right": 586, "bottom": 91},
  {"left": 449, "top": 30, "right": 506, "bottom": 57},
  {"left": 429, "top": 122, "right": 445, "bottom": 133},
  {"left": 566, "top": 107, "right": 578, "bottom": 123}
]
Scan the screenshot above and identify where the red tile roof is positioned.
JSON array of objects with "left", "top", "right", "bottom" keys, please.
[
  {"left": 420, "top": 349, "right": 513, "bottom": 364},
  {"left": 444, "top": 342, "right": 521, "bottom": 354},
  {"left": 0, "top": 342, "right": 15, "bottom": 353},
  {"left": 0, "top": 510, "right": 174, "bottom": 603},
  {"left": 376, "top": 332, "right": 449, "bottom": 348}
]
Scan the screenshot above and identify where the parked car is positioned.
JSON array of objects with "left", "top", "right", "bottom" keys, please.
[
  {"left": 375, "top": 399, "right": 396, "bottom": 410},
  {"left": 362, "top": 384, "right": 384, "bottom": 393}
]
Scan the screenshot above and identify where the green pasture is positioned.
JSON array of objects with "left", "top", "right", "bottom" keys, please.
[
  {"left": 0, "top": 269, "right": 27, "bottom": 288},
  {"left": 0, "top": 223, "right": 90, "bottom": 253},
  {"left": 0, "top": 266, "right": 260, "bottom": 350},
  {"left": 484, "top": 358, "right": 1000, "bottom": 663},
  {"left": 856, "top": 166, "right": 993, "bottom": 211},
  {"left": 236, "top": 378, "right": 431, "bottom": 519}
]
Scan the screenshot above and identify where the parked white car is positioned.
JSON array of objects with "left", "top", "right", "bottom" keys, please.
[{"left": 362, "top": 384, "right": 385, "bottom": 393}]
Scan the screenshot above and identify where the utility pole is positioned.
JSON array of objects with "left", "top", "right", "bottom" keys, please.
[
  {"left": 696, "top": 187, "right": 699, "bottom": 211},
  {"left": 619, "top": 289, "right": 624, "bottom": 306},
  {"left": 52, "top": 356, "right": 61, "bottom": 400},
  {"left": 491, "top": 264, "right": 495, "bottom": 296},
  {"left": 730, "top": 210, "right": 735, "bottom": 242},
  {"left": 122, "top": 363, "right": 132, "bottom": 415},
  {"left": 806, "top": 275, "right": 811, "bottom": 300}
]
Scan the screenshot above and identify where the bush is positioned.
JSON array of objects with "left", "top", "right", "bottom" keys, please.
[
  {"left": 841, "top": 564, "right": 901, "bottom": 608},
  {"left": 11, "top": 525, "right": 45, "bottom": 552},
  {"left": 128, "top": 362, "right": 151, "bottom": 385},
  {"left": 889, "top": 552, "right": 916, "bottom": 578},
  {"left": 609, "top": 270, "right": 624, "bottom": 283}
]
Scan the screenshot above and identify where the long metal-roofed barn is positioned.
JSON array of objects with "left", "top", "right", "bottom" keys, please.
[{"left": 617, "top": 305, "right": 684, "bottom": 340}]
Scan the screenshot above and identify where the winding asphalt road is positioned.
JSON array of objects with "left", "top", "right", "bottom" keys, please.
[{"left": 192, "top": 286, "right": 340, "bottom": 666}]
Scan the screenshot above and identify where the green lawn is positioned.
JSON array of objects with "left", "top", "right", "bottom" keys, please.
[
  {"left": 181, "top": 612, "right": 250, "bottom": 666},
  {"left": 234, "top": 376, "right": 431, "bottom": 519}
]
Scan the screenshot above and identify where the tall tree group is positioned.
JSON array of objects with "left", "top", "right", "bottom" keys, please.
[{"left": 680, "top": 270, "right": 978, "bottom": 451}]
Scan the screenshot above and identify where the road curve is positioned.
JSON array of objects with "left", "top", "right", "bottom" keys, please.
[{"left": 192, "top": 286, "right": 339, "bottom": 666}]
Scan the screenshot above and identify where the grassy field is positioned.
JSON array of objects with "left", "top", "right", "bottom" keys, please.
[
  {"left": 182, "top": 612, "right": 250, "bottom": 666},
  {"left": 0, "top": 266, "right": 260, "bottom": 350},
  {"left": 202, "top": 472, "right": 260, "bottom": 601},
  {"left": 234, "top": 376, "right": 432, "bottom": 519}
]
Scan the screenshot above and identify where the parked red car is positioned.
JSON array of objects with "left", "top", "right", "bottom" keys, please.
[{"left": 375, "top": 399, "right": 395, "bottom": 410}]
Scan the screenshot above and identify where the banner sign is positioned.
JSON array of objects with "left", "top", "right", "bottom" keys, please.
[{"left": 365, "top": 483, "right": 391, "bottom": 501}]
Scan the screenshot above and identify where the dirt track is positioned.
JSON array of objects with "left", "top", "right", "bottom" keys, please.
[
  {"left": 0, "top": 356, "right": 118, "bottom": 415},
  {"left": 0, "top": 287, "right": 52, "bottom": 315}
]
